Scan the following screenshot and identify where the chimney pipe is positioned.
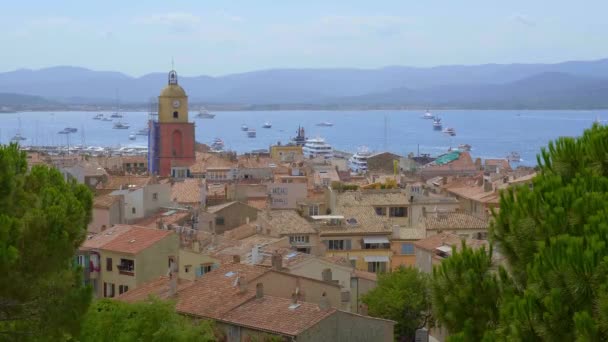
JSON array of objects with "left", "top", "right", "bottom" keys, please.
[
  {"left": 291, "top": 291, "right": 298, "bottom": 305},
  {"left": 321, "top": 268, "right": 332, "bottom": 282},
  {"left": 271, "top": 251, "right": 282, "bottom": 271},
  {"left": 256, "top": 283, "right": 264, "bottom": 299},
  {"left": 237, "top": 276, "right": 247, "bottom": 293},
  {"left": 319, "top": 292, "right": 330, "bottom": 310}
]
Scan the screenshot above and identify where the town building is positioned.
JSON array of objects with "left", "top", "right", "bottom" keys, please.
[
  {"left": 78, "top": 225, "right": 178, "bottom": 298},
  {"left": 206, "top": 201, "right": 259, "bottom": 234}
]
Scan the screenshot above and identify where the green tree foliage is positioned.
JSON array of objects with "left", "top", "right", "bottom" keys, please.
[
  {"left": 431, "top": 124, "right": 608, "bottom": 341},
  {"left": 80, "top": 298, "right": 216, "bottom": 342},
  {"left": 0, "top": 143, "right": 93, "bottom": 340},
  {"left": 362, "top": 267, "right": 430, "bottom": 341},
  {"left": 431, "top": 243, "right": 510, "bottom": 341}
]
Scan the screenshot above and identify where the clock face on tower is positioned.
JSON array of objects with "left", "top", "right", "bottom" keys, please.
[{"left": 172, "top": 100, "right": 181, "bottom": 108}]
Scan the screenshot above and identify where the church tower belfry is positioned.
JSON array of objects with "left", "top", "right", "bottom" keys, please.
[{"left": 148, "top": 69, "right": 196, "bottom": 177}]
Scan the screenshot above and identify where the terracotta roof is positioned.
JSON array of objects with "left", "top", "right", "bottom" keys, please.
[
  {"left": 247, "top": 198, "right": 268, "bottom": 210},
  {"left": 175, "top": 263, "right": 270, "bottom": 319},
  {"left": 93, "top": 194, "right": 119, "bottom": 209},
  {"left": 393, "top": 227, "right": 427, "bottom": 240},
  {"left": 420, "top": 151, "right": 478, "bottom": 173},
  {"left": 132, "top": 210, "right": 191, "bottom": 229},
  {"left": 170, "top": 178, "right": 202, "bottom": 204},
  {"left": 445, "top": 185, "right": 500, "bottom": 204},
  {"left": 484, "top": 159, "right": 511, "bottom": 171},
  {"left": 207, "top": 201, "right": 239, "bottom": 213},
  {"left": 100, "top": 226, "right": 174, "bottom": 254},
  {"left": 117, "top": 276, "right": 193, "bottom": 303},
  {"left": 352, "top": 269, "right": 378, "bottom": 282},
  {"left": 99, "top": 176, "right": 152, "bottom": 190},
  {"left": 220, "top": 295, "right": 336, "bottom": 337},
  {"left": 423, "top": 212, "right": 489, "bottom": 230},
  {"left": 319, "top": 206, "right": 391, "bottom": 235},
  {"left": 336, "top": 190, "right": 409, "bottom": 206},
  {"left": 80, "top": 225, "right": 132, "bottom": 250},
  {"left": 413, "top": 232, "right": 489, "bottom": 253},
  {"left": 257, "top": 210, "right": 317, "bottom": 235}
]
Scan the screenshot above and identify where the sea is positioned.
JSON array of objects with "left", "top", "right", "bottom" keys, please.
[{"left": 1, "top": 110, "right": 604, "bottom": 166}]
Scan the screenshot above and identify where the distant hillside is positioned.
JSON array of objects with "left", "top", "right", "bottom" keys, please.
[
  {"left": 1, "top": 59, "right": 608, "bottom": 108},
  {"left": 333, "top": 72, "right": 608, "bottom": 109},
  {"left": 0, "top": 93, "right": 55, "bottom": 106}
]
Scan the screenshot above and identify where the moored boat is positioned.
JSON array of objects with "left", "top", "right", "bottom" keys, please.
[
  {"left": 316, "top": 121, "right": 333, "bottom": 127},
  {"left": 422, "top": 110, "right": 434, "bottom": 119},
  {"left": 303, "top": 137, "right": 333, "bottom": 159},
  {"left": 247, "top": 129, "right": 257, "bottom": 138},
  {"left": 506, "top": 152, "right": 522, "bottom": 162},
  {"left": 348, "top": 147, "right": 373, "bottom": 173},
  {"left": 262, "top": 122, "right": 272, "bottom": 128},
  {"left": 433, "top": 117, "right": 442, "bottom": 130},
  {"left": 443, "top": 127, "right": 456, "bottom": 136},
  {"left": 113, "top": 122, "right": 130, "bottom": 129},
  {"left": 196, "top": 107, "right": 215, "bottom": 119}
]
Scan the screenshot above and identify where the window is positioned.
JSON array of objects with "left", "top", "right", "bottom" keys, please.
[
  {"left": 375, "top": 207, "right": 386, "bottom": 216},
  {"left": 77, "top": 255, "right": 85, "bottom": 266},
  {"left": 215, "top": 217, "right": 225, "bottom": 225},
  {"left": 350, "top": 259, "right": 357, "bottom": 268},
  {"left": 308, "top": 204, "right": 319, "bottom": 216},
  {"left": 364, "top": 243, "right": 390, "bottom": 250},
  {"left": 131, "top": 207, "right": 136, "bottom": 214},
  {"left": 401, "top": 243, "right": 415, "bottom": 255},
  {"left": 118, "top": 259, "right": 135, "bottom": 275},
  {"left": 367, "top": 261, "right": 387, "bottom": 273},
  {"left": 106, "top": 257, "right": 112, "bottom": 271},
  {"left": 289, "top": 235, "right": 310, "bottom": 244},
  {"left": 389, "top": 207, "right": 407, "bottom": 217},
  {"left": 195, "top": 264, "right": 214, "bottom": 278},
  {"left": 103, "top": 282, "right": 115, "bottom": 297},
  {"left": 173, "top": 111, "right": 179, "bottom": 118},
  {"left": 118, "top": 285, "right": 129, "bottom": 295},
  {"left": 152, "top": 192, "right": 158, "bottom": 200},
  {"left": 184, "top": 265, "right": 191, "bottom": 273},
  {"left": 326, "top": 239, "right": 351, "bottom": 251}
]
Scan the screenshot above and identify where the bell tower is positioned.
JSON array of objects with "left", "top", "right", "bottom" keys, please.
[{"left": 148, "top": 69, "right": 196, "bottom": 177}]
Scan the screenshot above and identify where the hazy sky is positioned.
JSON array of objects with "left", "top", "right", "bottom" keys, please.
[{"left": 1, "top": 1, "right": 606, "bottom": 76}]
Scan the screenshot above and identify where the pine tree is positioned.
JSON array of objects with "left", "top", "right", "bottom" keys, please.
[{"left": 0, "top": 143, "right": 93, "bottom": 340}]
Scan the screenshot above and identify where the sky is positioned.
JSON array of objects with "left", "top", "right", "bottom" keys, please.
[{"left": 1, "top": 1, "right": 607, "bottom": 77}]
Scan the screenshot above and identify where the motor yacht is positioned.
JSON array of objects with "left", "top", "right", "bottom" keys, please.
[
  {"left": 458, "top": 144, "right": 472, "bottom": 152},
  {"left": 129, "top": 133, "right": 136, "bottom": 140},
  {"left": 93, "top": 113, "right": 104, "bottom": 120},
  {"left": 210, "top": 138, "right": 225, "bottom": 152},
  {"left": 316, "top": 122, "right": 334, "bottom": 127},
  {"left": 291, "top": 126, "right": 307, "bottom": 146},
  {"left": 241, "top": 124, "right": 249, "bottom": 131},
  {"left": 303, "top": 137, "right": 333, "bottom": 159},
  {"left": 247, "top": 129, "right": 257, "bottom": 138},
  {"left": 506, "top": 152, "right": 522, "bottom": 162},
  {"left": 113, "top": 122, "right": 130, "bottom": 129},
  {"left": 348, "top": 147, "right": 373, "bottom": 173},
  {"left": 443, "top": 127, "right": 456, "bottom": 136},
  {"left": 262, "top": 122, "right": 272, "bottom": 128},
  {"left": 110, "top": 112, "right": 123, "bottom": 118},
  {"left": 433, "top": 117, "right": 442, "bottom": 130},
  {"left": 10, "top": 133, "right": 26, "bottom": 142},
  {"left": 136, "top": 127, "right": 149, "bottom": 135},
  {"left": 422, "top": 110, "right": 434, "bottom": 119},
  {"left": 196, "top": 107, "right": 215, "bottom": 119}
]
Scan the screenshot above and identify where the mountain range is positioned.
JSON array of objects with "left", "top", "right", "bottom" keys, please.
[{"left": 1, "top": 58, "right": 608, "bottom": 109}]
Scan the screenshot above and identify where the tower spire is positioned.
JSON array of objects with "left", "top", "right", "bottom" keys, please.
[{"left": 171, "top": 57, "right": 175, "bottom": 71}]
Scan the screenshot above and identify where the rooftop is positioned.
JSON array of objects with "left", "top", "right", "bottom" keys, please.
[
  {"left": 336, "top": 190, "right": 409, "bottom": 207},
  {"left": 422, "top": 212, "right": 489, "bottom": 230},
  {"left": 93, "top": 194, "right": 119, "bottom": 209},
  {"left": 319, "top": 206, "right": 391, "bottom": 235},
  {"left": 169, "top": 178, "right": 202, "bottom": 204},
  {"left": 257, "top": 210, "right": 317, "bottom": 235},
  {"left": 175, "top": 263, "right": 270, "bottom": 319},
  {"left": 96, "top": 225, "right": 174, "bottom": 255},
  {"left": 220, "top": 295, "right": 336, "bottom": 337},
  {"left": 97, "top": 175, "right": 153, "bottom": 191},
  {"left": 117, "top": 276, "right": 193, "bottom": 303},
  {"left": 413, "top": 232, "right": 489, "bottom": 253}
]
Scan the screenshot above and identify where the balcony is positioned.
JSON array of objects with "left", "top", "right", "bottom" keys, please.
[{"left": 117, "top": 260, "right": 135, "bottom": 276}]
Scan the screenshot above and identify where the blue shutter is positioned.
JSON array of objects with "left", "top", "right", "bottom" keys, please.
[{"left": 195, "top": 266, "right": 203, "bottom": 278}]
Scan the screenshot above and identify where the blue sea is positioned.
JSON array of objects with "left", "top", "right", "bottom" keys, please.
[{"left": 0, "top": 110, "right": 604, "bottom": 166}]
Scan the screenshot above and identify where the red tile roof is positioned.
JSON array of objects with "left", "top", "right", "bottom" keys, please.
[
  {"left": 220, "top": 295, "right": 336, "bottom": 337},
  {"left": 175, "top": 263, "right": 270, "bottom": 319},
  {"left": 100, "top": 226, "right": 174, "bottom": 254},
  {"left": 117, "top": 276, "right": 193, "bottom": 303},
  {"left": 413, "top": 232, "right": 489, "bottom": 253},
  {"left": 80, "top": 225, "right": 132, "bottom": 250}
]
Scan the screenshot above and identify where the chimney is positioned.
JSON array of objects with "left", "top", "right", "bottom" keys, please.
[
  {"left": 233, "top": 255, "right": 241, "bottom": 264},
  {"left": 483, "top": 177, "right": 493, "bottom": 192},
  {"left": 237, "top": 276, "right": 248, "bottom": 293},
  {"left": 319, "top": 292, "right": 330, "bottom": 310},
  {"left": 321, "top": 268, "right": 333, "bottom": 282},
  {"left": 252, "top": 245, "right": 260, "bottom": 264},
  {"left": 256, "top": 283, "right": 264, "bottom": 299},
  {"left": 291, "top": 291, "right": 298, "bottom": 305},
  {"left": 271, "top": 251, "right": 283, "bottom": 271}
]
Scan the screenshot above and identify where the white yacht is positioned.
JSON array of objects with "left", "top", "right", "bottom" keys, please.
[
  {"left": 196, "top": 107, "right": 215, "bottom": 119},
  {"left": 93, "top": 113, "right": 104, "bottom": 120},
  {"left": 136, "top": 127, "right": 149, "bottom": 136},
  {"left": 316, "top": 121, "right": 334, "bottom": 127},
  {"left": 262, "top": 122, "right": 272, "bottom": 128},
  {"left": 102, "top": 117, "right": 112, "bottom": 122},
  {"left": 128, "top": 132, "right": 136, "bottom": 140},
  {"left": 210, "top": 138, "right": 225, "bottom": 152},
  {"left": 422, "top": 110, "right": 434, "bottom": 119},
  {"left": 113, "top": 122, "right": 130, "bottom": 130},
  {"left": 10, "top": 133, "right": 26, "bottom": 142},
  {"left": 443, "top": 127, "right": 456, "bottom": 136},
  {"left": 506, "top": 152, "right": 522, "bottom": 163},
  {"left": 433, "top": 117, "right": 442, "bottom": 130},
  {"left": 110, "top": 112, "right": 123, "bottom": 118},
  {"left": 458, "top": 144, "right": 472, "bottom": 152},
  {"left": 241, "top": 124, "right": 249, "bottom": 131},
  {"left": 247, "top": 129, "right": 257, "bottom": 138},
  {"left": 348, "top": 147, "right": 373, "bottom": 173},
  {"left": 303, "top": 137, "right": 333, "bottom": 159}
]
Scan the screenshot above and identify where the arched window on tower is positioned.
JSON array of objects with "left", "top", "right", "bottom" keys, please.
[
  {"left": 173, "top": 111, "right": 179, "bottom": 118},
  {"left": 172, "top": 130, "right": 183, "bottom": 157}
]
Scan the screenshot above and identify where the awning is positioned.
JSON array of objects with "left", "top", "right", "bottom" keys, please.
[
  {"left": 363, "top": 236, "right": 390, "bottom": 244},
  {"left": 364, "top": 256, "right": 390, "bottom": 263},
  {"left": 311, "top": 215, "right": 345, "bottom": 220},
  {"left": 435, "top": 246, "right": 452, "bottom": 254}
]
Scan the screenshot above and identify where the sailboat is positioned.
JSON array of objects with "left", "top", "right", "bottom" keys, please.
[
  {"left": 11, "top": 117, "right": 27, "bottom": 143},
  {"left": 110, "top": 91, "right": 123, "bottom": 118}
]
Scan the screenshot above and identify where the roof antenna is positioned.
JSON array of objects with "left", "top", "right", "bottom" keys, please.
[{"left": 171, "top": 57, "right": 175, "bottom": 71}]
